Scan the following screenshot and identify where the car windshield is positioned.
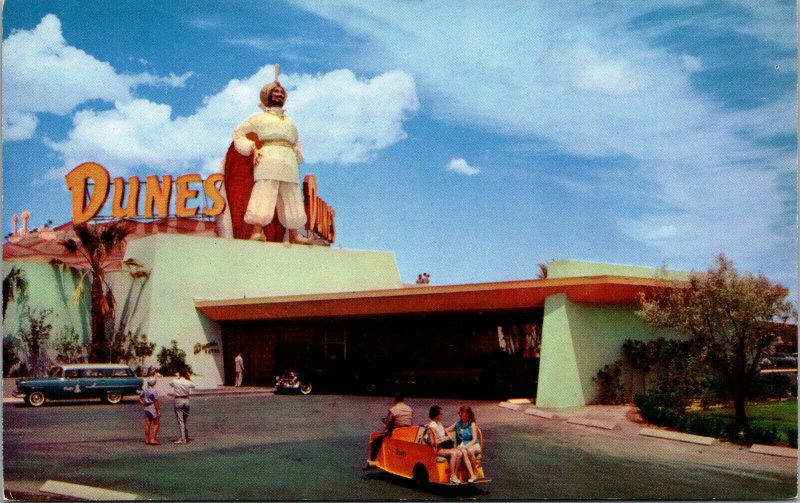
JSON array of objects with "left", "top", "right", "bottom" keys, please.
[{"left": 48, "top": 367, "right": 63, "bottom": 378}]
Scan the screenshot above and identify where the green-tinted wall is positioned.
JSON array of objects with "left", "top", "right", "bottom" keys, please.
[
  {"left": 122, "top": 234, "right": 403, "bottom": 388},
  {"left": 536, "top": 260, "right": 685, "bottom": 408}
]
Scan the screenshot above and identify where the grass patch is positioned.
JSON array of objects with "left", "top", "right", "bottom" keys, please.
[{"left": 689, "top": 398, "right": 797, "bottom": 445}]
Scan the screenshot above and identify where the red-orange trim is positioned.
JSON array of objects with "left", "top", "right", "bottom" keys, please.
[{"left": 194, "top": 276, "right": 678, "bottom": 322}]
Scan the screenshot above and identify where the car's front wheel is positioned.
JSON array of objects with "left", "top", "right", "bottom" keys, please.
[
  {"left": 103, "top": 391, "right": 123, "bottom": 404},
  {"left": 26, "top": 391, "right": 46, "bottom": 407}
]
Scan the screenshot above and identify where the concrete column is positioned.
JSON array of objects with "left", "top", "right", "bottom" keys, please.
[{"left": 536, "top": 293, "right": 586, "bottom": 408}]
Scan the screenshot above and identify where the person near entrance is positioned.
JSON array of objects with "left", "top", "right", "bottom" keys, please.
[
  {"left": 230, "top": 64, "right": 311, "bottom": 244},
  {"left": 170, "top": 370, "right": 196, "bottom": 444},
  {"left": 235, "top": 352, "right": 245, "bottom": 387},
  {"left": 364, "top": 393, "right": 413, "bottom": 469}
]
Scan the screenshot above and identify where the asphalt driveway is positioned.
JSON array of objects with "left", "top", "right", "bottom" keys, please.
[{"left": 3, "top": 393, "right": 796, "bottom": 500}]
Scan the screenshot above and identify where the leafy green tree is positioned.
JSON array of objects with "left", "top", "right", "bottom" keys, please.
[
  {"left": 131, "top": 333, "right": 156, "bottom": 372},
  {"left": 157, "top": 340, "right": 192, "bottom": 376},
  {"left": 3, "top": 266, "right": 28, "bottom": 318},
  {"left": 19, "top": 307, "right": 53, "bottom": 376},
  {"left": 637, "top": 254, "right": 796, "bottom": 426},
  {"left": 59, "top": 222, "right": 131, "bottom": 362}
]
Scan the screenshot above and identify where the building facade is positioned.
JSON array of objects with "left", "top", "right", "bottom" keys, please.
[{"left": 4, "top": 225, "right": 687, "bottom": 408}]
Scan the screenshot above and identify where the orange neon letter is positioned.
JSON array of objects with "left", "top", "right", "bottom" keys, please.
[
  {"left": 203, "top": 173, "right": 226, "bottom": 216},
  {"left": 65, "top": 162, "right": 111, "bottom": 224},
  {"left": 303, "top": 174, "right": 318, "bottom": 231},
  {"left": 143, "top": 175, "right": 172, "bottom": 218},
  {"left": 175, "top": 174, "right": 201, "bottom": 217},
  {"left": 111, "top": 177, "right": 141, "bottom": 219}
]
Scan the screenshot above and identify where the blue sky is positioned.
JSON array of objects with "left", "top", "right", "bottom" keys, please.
[{"left": 3, "top": 1, "right": 797, "bottom": 295}]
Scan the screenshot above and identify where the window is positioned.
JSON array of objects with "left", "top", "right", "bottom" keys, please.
[
  {"left": 49, "top": 367, "right": 63, "bottom": 378},
  {"left": 83, "top": 369, "right": 103, "bottom": 378},
  {"left": 64, "top": 370, "right": 79, "bottom": 378},
  {"left": 108, "top": 368, "right": 132, "bottom": 377}
]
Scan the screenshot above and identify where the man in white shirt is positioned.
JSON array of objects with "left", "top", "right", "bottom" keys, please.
[
  {"left": 170, "top": 370, "right": 196, "bottom": 444},
  {"left": 234, "top": 353, "right": 244, "bottom": 387}
]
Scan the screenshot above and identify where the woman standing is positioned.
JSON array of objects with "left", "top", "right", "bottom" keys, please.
[{"left": 138, "top": 377, "right": 160, "bottom": 445}]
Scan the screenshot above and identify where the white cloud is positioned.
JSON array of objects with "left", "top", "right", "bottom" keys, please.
[
  {"left": 3, "top": 111, "right": 38, "bottom": 141},
  {"left": 3, "top": 14, "right": 191, "bottom": 140},
  {"left": 288, "top": 69, "right": 418, "bottom": 164},
  {"left": 292, "top": 0, "right": 795, "bottom": 273},
  {"left": 43, "top": 63, "right": 418, "bottom": 178},
  {"left": 447, "top": 158, "right": 480, "bottom": 176}
]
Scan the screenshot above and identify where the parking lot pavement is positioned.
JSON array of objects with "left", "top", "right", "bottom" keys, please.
[{"left": 3, "top": 394, "right": 796, "bottom": 500}]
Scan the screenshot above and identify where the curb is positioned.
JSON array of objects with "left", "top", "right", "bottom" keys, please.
[
  {"left": 749, "top": 444, "right": 798, "bottom": 458},
  {"left": 639, "top": 427, "right": 716, "bottom": 446}
]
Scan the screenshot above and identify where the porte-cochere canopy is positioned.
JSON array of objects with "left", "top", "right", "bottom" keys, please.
[{"left": 194, "top": 275, "right": 673, "bottom": 322}]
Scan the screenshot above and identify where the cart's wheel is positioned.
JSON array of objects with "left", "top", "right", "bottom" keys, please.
[
  {"left": 299, "top": 382, "right": 312, "bottom": 395},
  {"left": 104, "top": 391, "right": 123, "bottom": 404},
  {"left": 26, "top": 391, "right": 46, "bottom": 407},
  {"left": 412, "top": 464, "right": 429, "bottom": 489}
]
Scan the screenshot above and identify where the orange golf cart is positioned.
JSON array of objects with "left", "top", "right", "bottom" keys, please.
[{"left": 368, "top": 424, "right": 490, "bottom": 487}]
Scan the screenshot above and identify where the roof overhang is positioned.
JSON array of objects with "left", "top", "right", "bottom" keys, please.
[{"left": 194, "top": 276, "right": 677, "bottom": 322}]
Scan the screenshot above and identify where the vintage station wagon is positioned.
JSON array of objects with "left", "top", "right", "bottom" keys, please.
[{"left": 14, "top": 364, "right": 143, "bottom": 407}]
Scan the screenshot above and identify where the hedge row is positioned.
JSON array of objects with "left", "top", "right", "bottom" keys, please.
[{"left": 634, "top": 393, "right": 793, "bottom": 446}]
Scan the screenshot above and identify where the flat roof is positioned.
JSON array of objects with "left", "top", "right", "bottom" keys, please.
[{"left": 194, "top": 275, "right": 675, "bottom": 322}]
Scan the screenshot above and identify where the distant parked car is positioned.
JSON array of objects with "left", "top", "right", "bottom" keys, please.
[
  {"left": 14, "top": 364, "right": 143, "bottom": 407},
  {"left": 770, "top": 353, "right": 798, "bottom": 369}
]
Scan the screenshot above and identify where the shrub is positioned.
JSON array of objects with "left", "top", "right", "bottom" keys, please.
[
  {"left": 157, "top": 340, "right": 192, "bottom": 376},
  {"left": 3, "top": 337, "right": 20, "bottom": 377},
  {"left": 787, "top": 428, "right": 797, "bottom": 448},
  {"left": 749, "top": 373, "right": 797, "bottom": 400},
  {"left": 743, "top": 424, "right": 779, "bottom": 446},
  {"left": 18, "top": 307, "right": 53, "bottom": 376},
  {"left": 593, "top": 360, "right": 624, "bottom": 404},
  {"left": 686, "top": 415, "right": 726, "bottom": 438},
  {"left": 53, "top": 326, "right": 87, "bottom": 364}
]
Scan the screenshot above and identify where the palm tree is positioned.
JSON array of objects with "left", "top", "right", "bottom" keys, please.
[
  {"left": 3, "top": 266, "right": 28, "bottom": 318},
  {"left": 60, "top": 222, "right": 131, "bottom": 362}
]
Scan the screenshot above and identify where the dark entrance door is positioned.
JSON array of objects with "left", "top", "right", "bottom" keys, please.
[{"left": 221, "top": 322, "right": 277, "bottom": 386}]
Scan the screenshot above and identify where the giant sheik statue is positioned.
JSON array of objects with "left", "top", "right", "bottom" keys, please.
[{"left": 220, "top": 65, "right": 311, "bottom": 244}]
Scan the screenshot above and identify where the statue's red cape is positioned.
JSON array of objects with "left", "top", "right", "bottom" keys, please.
[{"left": 223, "top": 142, "right": 286, "bottom": 241}]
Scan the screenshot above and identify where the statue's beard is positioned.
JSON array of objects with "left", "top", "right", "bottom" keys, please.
[{"left": 268, "top": 97, "right": 285, "bottom": 107}]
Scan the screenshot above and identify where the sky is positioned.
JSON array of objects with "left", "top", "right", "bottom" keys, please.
[{"left": 2, "top": 1, "right": 797, "bottom": 296}]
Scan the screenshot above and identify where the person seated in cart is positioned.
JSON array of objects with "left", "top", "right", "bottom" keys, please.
[
  {"left": 427, "top": 405, "right": 465, "bottom": 484},
  {"left": 446, "top": 405, "right": 480, "bottom": 483}
]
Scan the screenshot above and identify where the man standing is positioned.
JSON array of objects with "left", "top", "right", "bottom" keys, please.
[
  {"left": 234, "top": 352, "right": 245, "bottom": 387},
  {"left": 170, "top": 370, "right": 196, "bottom": 444},
  {"left": 231, "top": 64, "right": 310, "bottom": 244},
  {"left": 364, "top": 393, "right": 413, "bottom": 468}
]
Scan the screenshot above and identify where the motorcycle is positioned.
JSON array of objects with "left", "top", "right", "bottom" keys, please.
[{"left": 275, "top": 371, "right": 313, "bottom": 395}]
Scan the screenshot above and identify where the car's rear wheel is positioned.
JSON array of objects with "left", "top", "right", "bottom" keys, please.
[
  {"left": 26, "top": 391, "right": 46, "bottom": 407},
  {"left": 104, "top": 391, "right": 123, "bottom": 404},
  {"left": 299, "top": 382, "right": 312, "bottom": 395},
  {"left": 412, "top": 464, "right": 429, "bottom": 489}
]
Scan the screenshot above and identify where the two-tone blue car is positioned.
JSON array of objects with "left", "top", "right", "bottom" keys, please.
[{"left": 14, "top": 364, "right": 143, "bottom": 407}]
